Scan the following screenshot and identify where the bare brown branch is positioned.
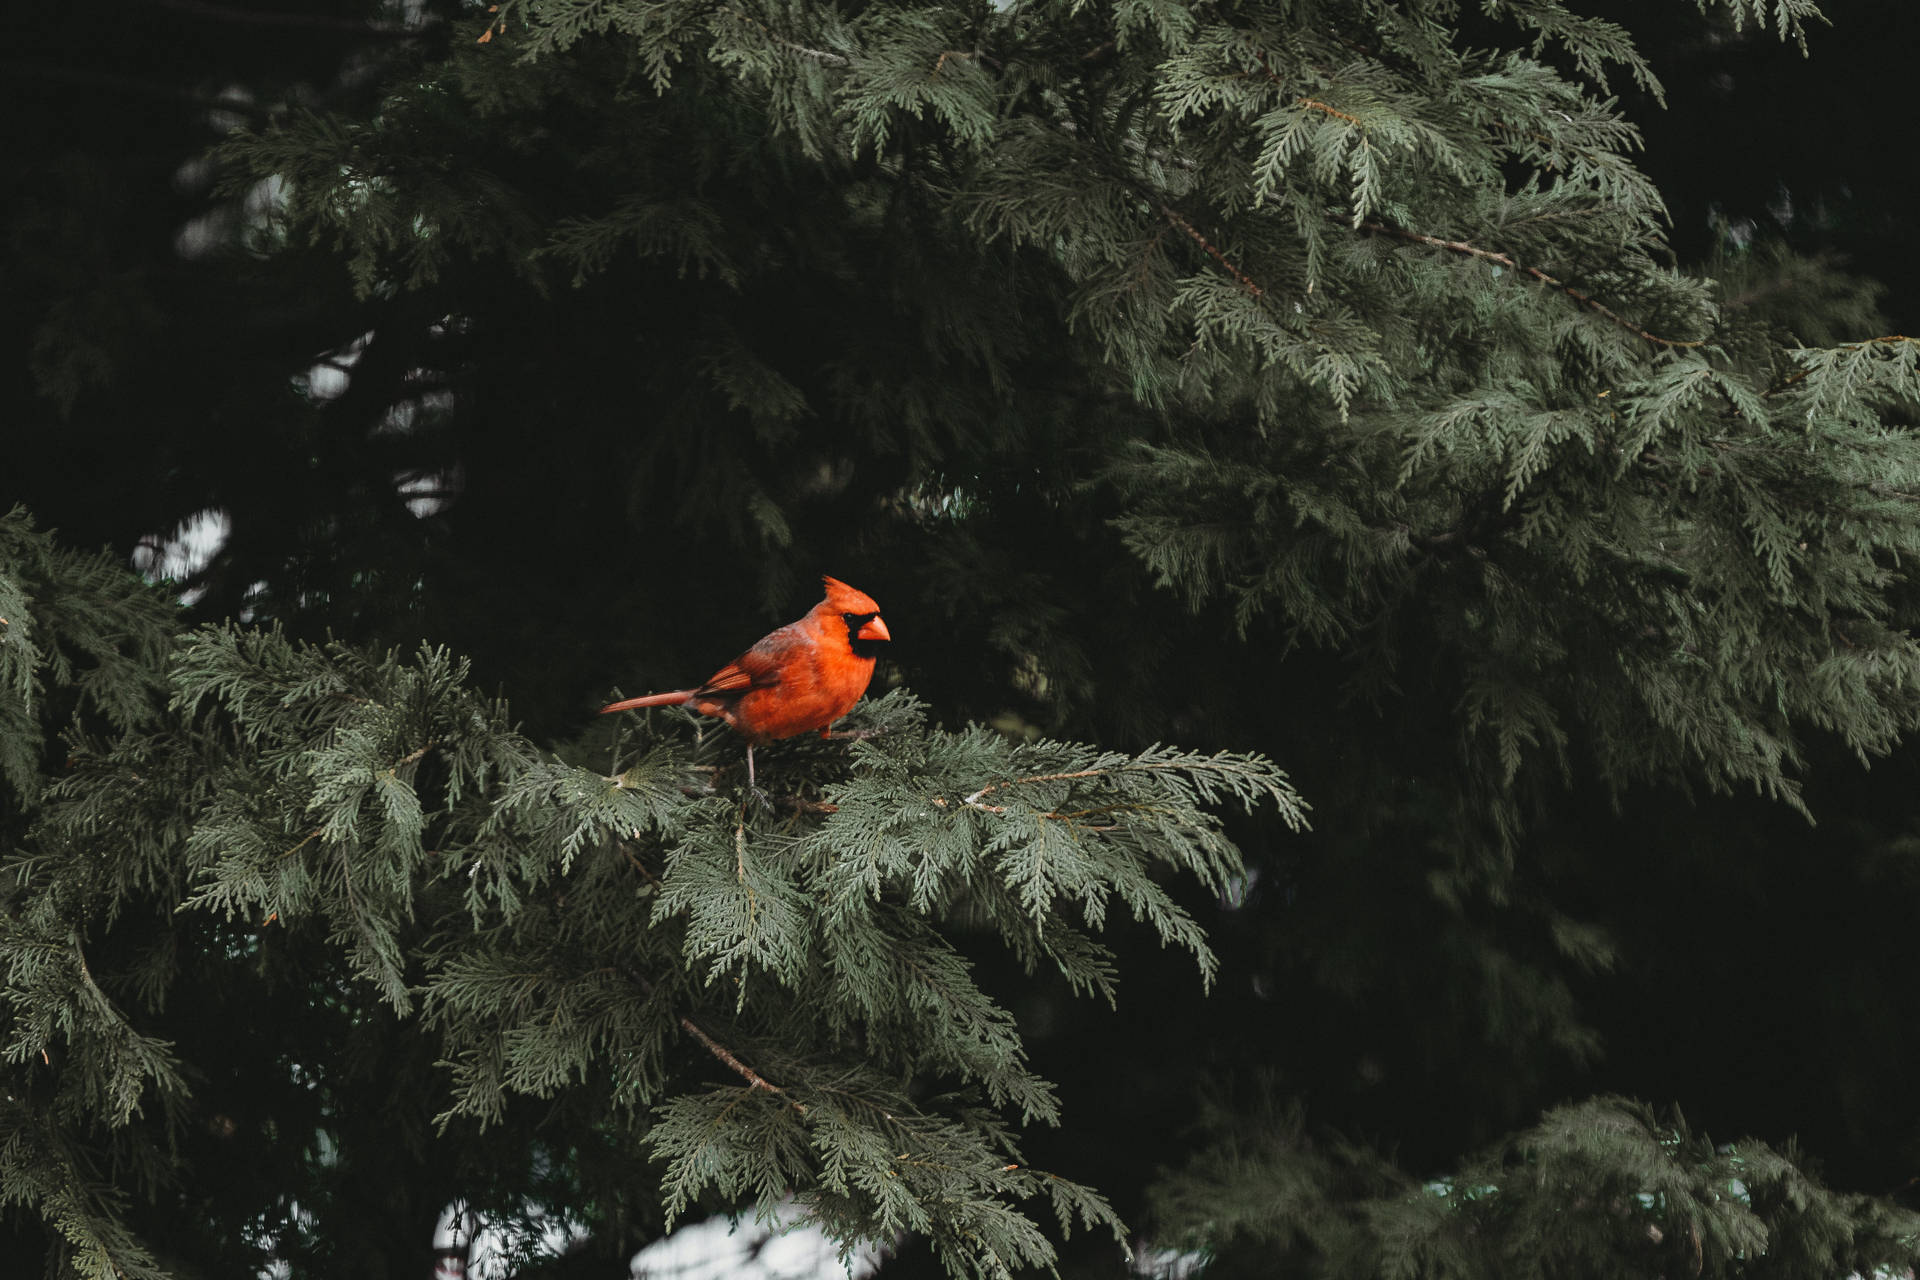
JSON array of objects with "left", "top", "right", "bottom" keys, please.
[
  {"left": 1297, "top": 96, "right": 1363, "bottom": 126},
  {"left": 1160, "top": 205, "right": 1265, "bottom": 297},
  {"left": 679, "top": 1017, "right": 807, "bottom": 1112}
]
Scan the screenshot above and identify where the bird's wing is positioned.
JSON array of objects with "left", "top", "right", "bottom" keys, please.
[
  {"left": 696, "top": 625, "right": 797, "bottom": 697},
  {"left": 696, "top": 662, "right": 759, "bottom": 694}
]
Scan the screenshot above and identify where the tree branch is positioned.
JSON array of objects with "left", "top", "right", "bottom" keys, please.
[
  {"left": 717, "top": 5, "right": 851, "bottom": 66},
  {"left": 960, "top": 768, "right": 1106, "bottom": 811},
  {"left": 1161, "top": 205, "right": 1265, "bottom": 297},
  {"left": 1296, "top": 96, "right": 1364, "bottom": 126},
  {"left": 1359, "top": 220, "right": 1706, "bottom": 349},
  {"left": 679, "top": 1017, "right": 807, "bottom": 1112},
  {"left": 940, "top": 762, "right": 1197, "bottom": 817},
  {"left": 389, "top": 740, "right": 439, "bottom": 772}
]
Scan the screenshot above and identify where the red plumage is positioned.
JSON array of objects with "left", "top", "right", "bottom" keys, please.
[{"left": 599, "top": 576, "right": 890, "bottom": 783}]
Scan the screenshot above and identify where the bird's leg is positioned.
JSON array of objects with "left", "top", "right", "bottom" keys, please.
[{"left": 742, "top": 744, "right": 774, "bottom": 811}]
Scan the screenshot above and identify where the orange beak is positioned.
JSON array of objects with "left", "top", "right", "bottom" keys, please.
[{"left": 858, "top": 616, "right": 891, "bottom": 642}]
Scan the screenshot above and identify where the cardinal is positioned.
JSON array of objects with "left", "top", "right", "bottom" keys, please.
[{"left": 599, "top": 576, "right": 891, "bottom": 787}]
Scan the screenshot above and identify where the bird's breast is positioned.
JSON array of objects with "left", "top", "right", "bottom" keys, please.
[{"left": 728, "top": 648, "right": 875, "bottom": 743}]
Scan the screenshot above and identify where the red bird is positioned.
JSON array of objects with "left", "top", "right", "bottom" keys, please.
[{"left": 599, "top": 576, "right": 891, "bottom": 786}]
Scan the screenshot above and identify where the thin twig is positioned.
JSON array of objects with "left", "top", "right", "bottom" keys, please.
[
  {"left": 1161, "top": 205, "right": 1264, "bottom": 296},
  {"left": 1359, "top": 221, "right": 1705, "bottom": 349},
  {"left": 389, "top": 740, "right": 439, "bottom": 772},
  {"left": 70, "top": 937, "right": 110, "bottom": 1008},
  {"left": 941, "top": 760, "right": 1216, "bottom": 822},
  {"left": 1245, "top": 44, "right": 1365, "bottom": 127},
  {"left": 1296, "top": 96, "right": 1363, "bottom": 126},
  {"left": 962, "top": 768, "right": 1107, "bottom": 809},
  {"left": 776, "top": 796, "right": 840, "bottom": 814},
  {"left": 1869, "top": 481, "right": 1920, "bottom": 504},
  {"left": 679, "top": 1017, "right": 807, "bottom": 1112},
  {"left": 618, "top": 843, "right": 661, "bottom": 885},
  {"left": 718, "top": 5, "right": 851, "bottom": 66}
]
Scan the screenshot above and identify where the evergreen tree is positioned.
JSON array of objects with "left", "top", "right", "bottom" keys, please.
[{"left": 8, "top": 0, "right": 1920, "bottom": 1276}]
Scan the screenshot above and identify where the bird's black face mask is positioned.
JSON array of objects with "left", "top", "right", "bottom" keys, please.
[{"left": 843, "top": 612, "right": 888, "bottom": 660}]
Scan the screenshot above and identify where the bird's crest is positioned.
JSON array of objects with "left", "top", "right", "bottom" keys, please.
[{"left": 821, "top": 576, "right": 881, "bottom": 615}]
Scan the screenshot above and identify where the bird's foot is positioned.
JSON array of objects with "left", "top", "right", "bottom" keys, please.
[{"left": 739, "top": 746, "right": 776, "bottom": 812}]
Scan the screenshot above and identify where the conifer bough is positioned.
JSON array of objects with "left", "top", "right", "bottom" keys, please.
[{"left": 0, "top": 510, "right": 1306, "bottom": 1277}]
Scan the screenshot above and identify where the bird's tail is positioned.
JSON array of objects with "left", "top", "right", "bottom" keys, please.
[{"left": 598, "top": 690, "right": 695, "bottom": 714}]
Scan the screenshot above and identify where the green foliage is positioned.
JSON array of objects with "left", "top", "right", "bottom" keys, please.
[
  {"left": 1106, "top": 330, "right": 1920, "bottom": 833},
  {"left": 0, "top": 508, "right": 174, "bottom": 808},
  {"left": 210, "top": 0, "right": 1920, "bottom": 851},
  {"left": 1152, "top": 1091, "right": 1920, "bottom": 1279},
  {"left": 1, "top": 546, "right": 1300, "bottom": 1277}
]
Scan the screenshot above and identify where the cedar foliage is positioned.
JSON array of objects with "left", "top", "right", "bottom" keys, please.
[
  {"left": 10, "top": 0, "right": 1920, "bottom": 1276},
  {"left": 1152, "top": 1092, "right": 1920, "bottom": 1279},
  {"left": 1, "top": 508, "right": 1303, "bottom": 1276}
]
